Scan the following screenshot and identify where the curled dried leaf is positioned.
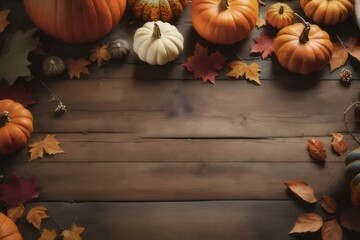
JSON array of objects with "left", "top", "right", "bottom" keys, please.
[
  {"left": 331, "top": 132, "right": 348, "bottom": 156},
  {"left": 307, "top": 139, "right": 327, "bottom": 161},
  {"left": 289, "top": 213, "right": 323, "bottom": 234},
  {"left": 321, "top": 220, "right": 342, "bottom": 240},
  {"left": 26, "top": 206, "right": 49, "bottom": 230},
  {"left": 285, "top": 180, "right": 317, "bottom": 203},
  {"left": 320, "top": 196, "right": 337, "bottom": 214}
]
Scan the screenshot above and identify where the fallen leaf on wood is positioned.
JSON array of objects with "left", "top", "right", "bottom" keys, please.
[
  {"left": 39, "top": 229, "right": 57, "bottom": 240},
  {"left": 0, "top": 170, "right": 40, "bottom": 207},
  {"left": 289, "top": 213, "right": 323, "bottom": 234},
  {"left": 320, "top": 196, "right": 337, "bottom": 214},
  {"left": 64, "top": 58, "right": 91, "bottom": 79},
  {"left": 307, "top": 139, "right": 327, "bottom": 161},
  {"left": 256, "top": 15, "right": 266, "bottom": 28},
  {"left": 250, "top": 33, "right": 274, "bottom": 59},
  {"left": 26, "top": 206, "right": 49, "bottom": 230},
  {"left": 0, "top": 10, "right": 10, "bottom": 33},
  {"left": 90, "top": 44, "right": 111, "bottom": 67},
  {"left": 321, "top": 220, "right": 342, "bottom": 240},
  {"left": 7, "top": 204, "right": 25, "bottom": 222},
  {"left": 340, "top": 207, "right": 360, "bottom": 232},
  {"left": 183, "top": 43, "right": 227, "bottom": 84},
  {"left": 0, "top": 82, "right": 36, "bottom": 107},
  {"left": 329, "top": 42, "right": 348, "bottom": 72},
  {"left": 331, "top": 132, "right": 348, "bottom": 156},
  {"left": 61, "top": 224, "right": 85, "bottom": 240},
  {"left": 227, "top": 61, "right": 261, "bottom": 85},
  {"left": 285, "top": 180, "right": 317, "bottom": 203},
  {"left": 347, "top": 45, "right": 360, "bottom": 61},
  {"left": 28, "top": 134, "right": 65, "bottom": 161}
]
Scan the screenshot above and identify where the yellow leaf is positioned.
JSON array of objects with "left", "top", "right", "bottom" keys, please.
[
  {"left": 329, "top": 42, "right": 348, "bottom": 72},
  {"left": 61, "top": 224, "right": 85, "bottom": 240},
  {"left": 246, "top": 63, "right": 261, "bottom": 85},
  {"left": 226, "top": 61, "right": 248, "bottom": 79},
  {"left": 90, "top": 44, "right": 111, "bottom": 67},
  {"left": 256, "top": 15, "right": 266, "bottom": 28},
  {"left": 0, "top": 10, "right": 10, "bottom": 33},
  {"left": 64, "top": 58, "right": 91, "bottom": 79},
  {"left": 28, "top": 134, "right": 65, "bottom": 161},
  {"left": 347, "top": 45, "right": 360, "bottom": 61},
  {"left": 26, "top": 206, "right": 49, "bottom": 230},
  {"left": 7, "top": 204, "right": 25, "bottom": 222},
  {"left": 39, "top": 229, "right": 57, "bottom": 240}
]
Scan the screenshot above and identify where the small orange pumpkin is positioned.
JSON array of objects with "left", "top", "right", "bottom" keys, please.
[
  {"left": 0, "top": 99, "right": 33, "bottom": 155},
  {"left": 266, "top": 3, "right": 294, "bottom": 29},
  {"left": 273, "top": 14, "right": 333, "bottom": 74},
  {"left": 300, "top": 0, "right": 355, "bottom": 25},
  {"left": 0, "top": 212, "right": 22, "bottom": 240}
]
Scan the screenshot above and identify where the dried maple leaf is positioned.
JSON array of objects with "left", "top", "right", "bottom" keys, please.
[
  {"left": 340, "top": 207, "right": 360, "bottom": 232},
  {"left": 7, "top": 204, "right": 25, "bottom": 222},
  {"left": 250, "top": 33, "right": 274, "bottom": 59},
  {"left": 256, "top": 15, "right": 266, "bottom": 28},
  {"left": 28, "top": 134, "right": 65, "bottom": 161},
  {"left": 90, "top": 44, "right": 111, "bottom": 67},
  {"left": 321, "top": 220, "right": 342, "bottom": 240},
  {"left": 320, "top": 196, "right": 337, "bottom": 214},
  {"left": 61, "top": 224, "right": 85, "bottom": 240},
  {"left": 0, "top": 10, "right": 10, "bottom": 33},
  {"left": 64, "top": 58, "right": 91, "bottom": 79},
  {"left": 183, "top": 43, "right": 227, "bottom": 84},
  {"left": 347, "top": 45, "right": 360, "bottom": 61},
  {"left": 27, "top": 206, "right": 49, "bottom": 230},
  {"left": 289, "top": 213, "right": 323, "bottom": 234},
  {"left": 40, "top": 229, "right": 57, "bottom": 240},
  {"left": 227, "top": 61, "right": 261, "bottom": 85},
  {"left": 329, "top": 42, "right": 348, "bottom": 72},
  {"left": 0, "top": 171, "right": 40, "bottom": 207},
  {"left": 285, "top": 180, "right": 317, "bottom": 203},
  {"left": 331, "top": 132, "right": 348, "bottom": 156},
  {"left": 307, "top": 139, "right": 327, "bottom": 161},
  {"left": 0, "top": 82, "right": 36, "bottom": 107}
]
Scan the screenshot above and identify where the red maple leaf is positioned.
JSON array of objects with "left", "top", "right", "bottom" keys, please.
[
  {"left": 183, "top": 43, "right": 227, "bottom": 84},
  {"left": 250, "top": 33, "right": 274, "bottom": 59},
  {"left": 0, "top": 170, "right": 40, "bottom": 207},
  {"left": 0, "top": 82, "right": 36, "bottom": 107}
]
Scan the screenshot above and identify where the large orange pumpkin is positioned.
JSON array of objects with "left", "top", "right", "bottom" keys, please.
[
  {"left": 191, "top": 0, "right": 258, "bottom": 45},
  {"left": 0, "top": 212, "right": 22, "bottom": 240},
  {"left": 23, "top": 0, "right": 127, "bottom": 44},
  {"left": 0, "top": 99, "right": 33, "bottom": 155}
]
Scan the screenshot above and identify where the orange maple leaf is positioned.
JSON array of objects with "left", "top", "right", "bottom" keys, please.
[
  {"left": 26, "top": 206, "right": 49, "bottom": 230},
  {"left": 28, "top": 134, "right": 65, "bottom": 161},
  {"left": 64, "top": 58, "right": 91, "bottom": 79},
  {"left": 7, "top": 204, "right": 25, "bottom": 222},
  {"left": 227, "top": 61, "right": 261, "bottom": 85},
  {"left": 61, "top": 224, "right": 85, "bottom": 240},
  {"left": 39, "top": 229, "right": 57, "bottom": 240},
  {"left": 0, "top": 10, "right": 10, "bottom": 33},
  {"left": 256, "top": 15, "right": 266, "bottom": 28},
  {"left": 90, "top": 44, "right": 111, "bottom": 67}
]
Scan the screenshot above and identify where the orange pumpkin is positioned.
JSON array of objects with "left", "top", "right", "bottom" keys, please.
[
  {"left": 191, "top": 0, "right": 258, "bottom": 45},
  {"left": 266, "top": 3, "right": 294, "bottom": 29},
  {"left": 0, "top": 99, "right": 33, "bottom": 155},
  {"left": 23, "top": 0, "right": 127, "bottom": 44},
  {"left": 300, "top": 0, "right": 355, "bottom": 25},
  {"left": 273, "top": 14, "right": 333, "bottom": 74},
  {"left": 0, "top": 212, "right": 22, "bottom": 240}
]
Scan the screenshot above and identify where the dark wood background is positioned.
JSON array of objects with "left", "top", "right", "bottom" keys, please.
[{"left": 1, "top": 0, "right": 360, "bottom": 239}]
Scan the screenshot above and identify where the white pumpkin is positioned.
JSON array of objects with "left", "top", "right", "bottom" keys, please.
[{"left": 133, "top": 21, "right": 184, "bottom": 65}]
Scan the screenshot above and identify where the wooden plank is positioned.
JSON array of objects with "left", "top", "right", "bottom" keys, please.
[
  {"left": 6, "top": 133, "right": 359, "bottom": 163},
  {"left": 10, "top": 162, "right": 347, "bottom": 201}
]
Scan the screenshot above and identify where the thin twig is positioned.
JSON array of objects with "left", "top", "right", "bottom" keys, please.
[
  {"left": 344, "top": 101, "right": 360, "bottom": 145},
  {"left": 54, "top": 219, "right": 65, "bottom": 231},
  {"left": 35, "top": 78, "right": 67, "bottom": 114}
]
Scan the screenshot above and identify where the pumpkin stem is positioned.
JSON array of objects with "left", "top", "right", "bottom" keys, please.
[
  {"left": 219, "top": 0, "right": 229, "bottom": 10},
  {"left": 295, "top": 13, "right": 311, "bottom": 43},
  {"left": 0, "top": 111, "right": 10, "bottom": 127},
  {"left": 279, "top": 5, "right": 284, "bottom": 14},
  {"left": 152, "top": 23, "right": 162, "bottom": 39}
]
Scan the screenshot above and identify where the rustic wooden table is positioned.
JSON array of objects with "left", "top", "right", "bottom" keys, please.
[{"left": 2, "top": 0, "right": 360, "bottom": 239}]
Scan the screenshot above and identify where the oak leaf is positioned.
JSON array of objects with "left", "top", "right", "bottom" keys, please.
[
  {"left": 64, "top": 58, "right": 91, "bottom": 79},
  {"left": 289, "top": 213, "right": 323, "bottom": 234},
  {"left": 183, "top": 43, "right": 227, "bottom": 84},
  {"left": 250, "top": 33, "right": 274, "bottom": 59},
  {"left": 340, "top": 207, "right": 360, "bottom": 232},
  {"left": 307, "top": 139, "right": 327, "bottom": 161},
  {"left": 7, "top": 204, "right": 25, "bottom": 222},
  {"left": 331, "top": 132, "right": 348, "bottom": 156},
  {"left": 27, "top": 206, "right": 49, "bottom": 230},
  {"left": 61, "top": 224, "right": 85, "bottom": 240},
  {"left": 0, "top": 10, "right": 10, "bottom": 33},
  {"left": 227, "top": 61, "right": 261, "bottom": 85},
  {"left": 90, "top": 44, "right": 111, "bottom": 67},
  {"left": 28, "top": 134, "right": 65, "bottom": 161},
  {"left": 321, "top": 220, "right": 342, "bottom": 240},
  {"left": 256, "top": 15, "right": 266, "bottom": 28},
  {"left": 0, "top": 171, "right": 40, "bottom": 207},
  {"left": 320, "top": 196, "right": 337, "bottom": 214},
  {"left": 0, "top": 82, "right": 36, "bottom": 107},
  {"left": 329, "top": 42, "right": 348, "bottom": 72},
  {"left": 39, "top": 229, "right": 57, "bottom": 240},
  {"left": 285, "top": 180, "right": 317, "bottom": 203}
]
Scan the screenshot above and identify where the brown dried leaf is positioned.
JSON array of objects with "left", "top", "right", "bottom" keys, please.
[
  {"left": 256, "top": 15, "right": 266, "bottom": 28},
  {"left": 340, "top": 207, "right": 360, "bottom": 232},
  {"left": 61, "top": 224, "right": 85, "bottom": 240},
  {"left": 329, "top": 42, "right": 348, "bottom": 72},
  {"left": 307, "top": 139, "right": 327, "bottom": 161},
  {"left": 26, "top": 206, "right": 49, "bottom": 230},
  {"left": 321, "top": 220, "right": 342, "bottom": 240},
  {"left": 0, "top": 10, "right": 10, "bottom": 33},
  {"left": 320, "top": 196, "right": 337, "bottom": 214},
  {"left": 285, "top": 180, "right": 317, "bottom": 203},
  {"left": 39, "top": 229, "right": 57, "bottom": 240},
  {"left": 28, "top": 134, "right": 65, "bottom": 161},
  {"left": 64, "top": 58, "right": 91, "bottom": 79},
  {"left": 289, "top": 213, "right": 323, "bottom": 234},
  {"left": 227, "top": 61, "right": 261, "bottom": 85},
  {"left": 89, "top": 44, "right": 111, "bottom": 67},
  {"left": 7, "top": 204, "right": 25, "bottom": 222},
  {"left": 348, "top": 46, "right": 360, "bottom": 61},
  {"left": 331, "top": 132, "right": 348, "bottom": 156}
]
